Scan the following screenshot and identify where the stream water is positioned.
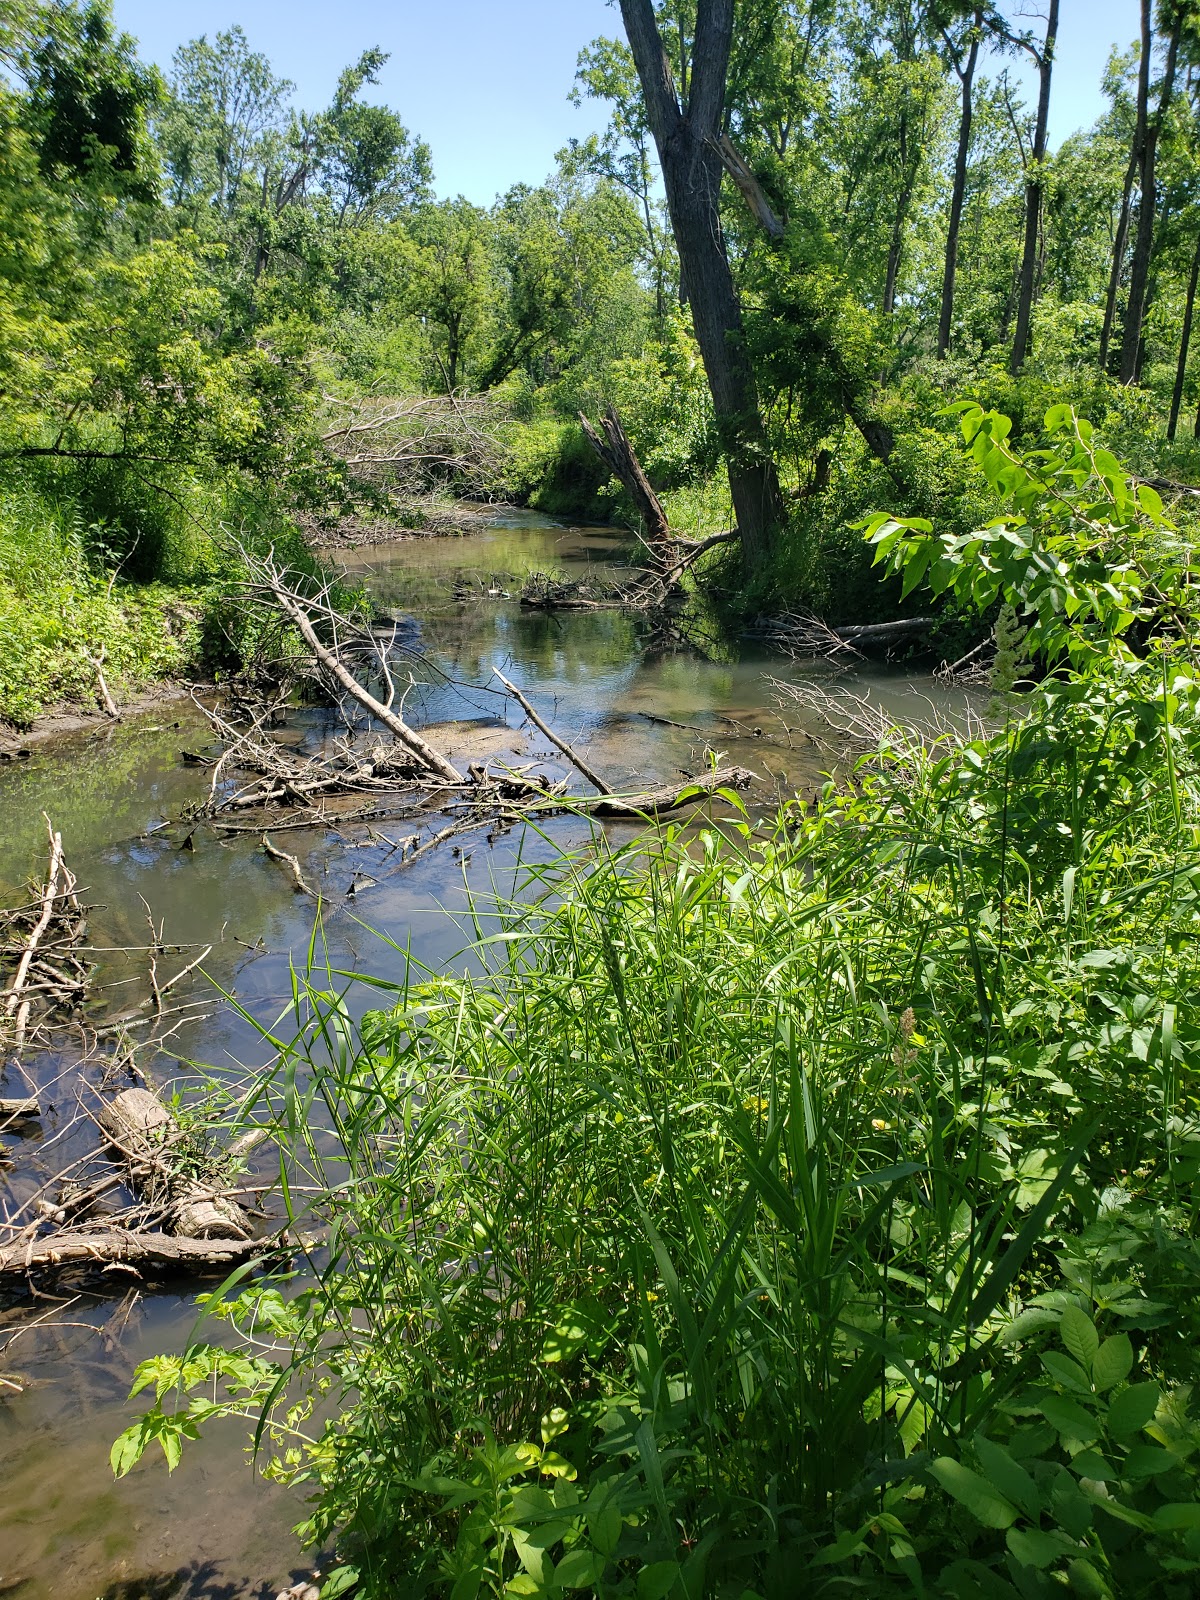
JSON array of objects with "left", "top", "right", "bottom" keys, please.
[{"left": 0, "top": 512, "right": 973, "bottom": 1599}]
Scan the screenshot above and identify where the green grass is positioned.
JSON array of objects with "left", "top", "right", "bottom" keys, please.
[{"left": 112, "top": 413, "right": 1200, "bottom": 1597}]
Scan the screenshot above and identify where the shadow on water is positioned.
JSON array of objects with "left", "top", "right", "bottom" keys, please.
[{"left": 0, "top": 509, "right": 979, "bottom": 1597}]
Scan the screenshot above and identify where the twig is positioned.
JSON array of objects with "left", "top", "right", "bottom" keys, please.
[{"left": 261, "top": 835, "right": 319, "bottom": 899}]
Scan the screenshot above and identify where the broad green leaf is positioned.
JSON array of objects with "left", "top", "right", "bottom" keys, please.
[
  {"left": 1106, "top": 1382, "right": 1160, "bottom": 1437},
  {"left": 553, "top": 1548, "right": 606, "bottom": 1590},
  {"left": 1006, "top": 1526, "right": 1075, "bottom": 1570},
  {"left": 1091, "top": 1335, "right": 1133, "bottom": 1393},
  {"left": 320, "top": 1570, "right": 360, "bottom": 1600},
  {"left": 974, "top": 1437, "right": 1039, "bottom": 1520},
  {"left": 1042, "top": 1352, "right": 1092, "bottom": 1392},
  {"left": 1060, "top": 1304, "right": 1099, "bottom": 1369},
  {"left": 928, "top": 1458, "right": 1019, "bottom": 1529},
  {"left": 1040, "top": 1393, "right": 1101, "bottom": 1444},
  {"left": 636, "top": 1562, "right": 681, "bottom": 1600},
  {"left": 1153, "top": 1503, "right": 1200, "bottom": 1532}
]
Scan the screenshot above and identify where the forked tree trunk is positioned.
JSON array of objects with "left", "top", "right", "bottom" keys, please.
[
  {"left": 1010, "top": 0, "right": 1060, "bottom": 373},
  {"left": 618, "top": 0, "right": 784, "bottom": 573}
]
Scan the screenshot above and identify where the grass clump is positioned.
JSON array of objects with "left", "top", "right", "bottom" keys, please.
[{"left": 114, "top": 409, "right": 1200, "bottom": 1597}]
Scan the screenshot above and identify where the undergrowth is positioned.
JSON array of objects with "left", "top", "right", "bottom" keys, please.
[{"left": 112, "top": 408, "right": 1200, "bottom": 1598}]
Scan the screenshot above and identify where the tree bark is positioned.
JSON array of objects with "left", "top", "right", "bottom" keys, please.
[
  {"left": 1119, "top": 1, "right": 1181, "bottom": 385},
  {"left": 618, "top": 0, "right": 784, "bottom": 574},
  {"left": 578, "top": 406, "right": 672, "bottom": 560},
  {"left": 1169, "top": 233, "right": 1200, "bottom": 441},
  {"left": 938, "top": 11, "right": 982, "bottom": 360},
  {"left": 1010, "top": 0, "right": 1060, "bottom": 373}
]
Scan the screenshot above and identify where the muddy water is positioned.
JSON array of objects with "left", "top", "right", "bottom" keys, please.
[{"left": 0, "top": 511, "right": 972, "bottom": 1598}]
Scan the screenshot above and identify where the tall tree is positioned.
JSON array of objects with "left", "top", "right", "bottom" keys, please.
[
  {"left": 1118, "top": 0, "right": 1186, "bottom": 384},
  {"left": 1009, "top": 0, "right": 1059, "bottom": 372},
  {"left": 617, "top": 0, "right": 784, "bottom": 570},
  {"left": 936, "top": 4, "right": 983, "bottom": 357}
]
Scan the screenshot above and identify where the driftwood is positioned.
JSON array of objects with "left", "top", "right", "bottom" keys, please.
[
  {"left": 98, "top": 1088, "right": 251, "bottom": 1240},
  {"left": 254, "top": 557, "right": 464, "bottom": 785},
  {"left": 578, "top": 406, "right": 671, "bottom": 559},
  {"left": 584, "top": 765, "right": 757, "bottom": 817},
  {"left": 262, "top": 833, "right": 320, "bottom": 898},
  {"left": 748, "top": 612, "right": 935, "bottom": 659},
  {"left": 0, "top": 1098, "right": 39, "bottom": 1120},
  {"left": 1, "top": 816, "right": 89, "bottom": 1047},
  {"left": 0, "top": 1227, "right": 284, "bottom": 1276},
  {"left": 493, "top": 669, "right": 614, "bottom": 795}
]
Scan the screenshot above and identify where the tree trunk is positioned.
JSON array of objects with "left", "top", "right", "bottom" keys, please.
[
  {"left": 938, "top": 12, "right": 982, "bottom": 360},
  {"left": 1169, "top": 233, "right": 1200, "bottom": 441},
  {"left": 883, "top": 106, "right": 915, "bottom": 317},
  {"left": 1119, "top": 1, "right": 1181, "bottom": 385},
  {"left": 1010, "top": 0, "right": 1060, "bottom": 373},
  {"left": 618, "top": 0, "right": 784, "bottom": 573},
  {"left": 1100, "top": 148, "right": 1138, "bottom": 371}
]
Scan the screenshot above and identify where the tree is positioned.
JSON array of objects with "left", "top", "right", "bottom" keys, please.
[
  {"left": 1009, "top": 0, "right": 1059, "bottom": 372},
  {"left": 1118, "top": 0, "right": 1188, "bottom": 384},
  {"left": 564, "top": 37, "right": 672, "bottom": 317},
  {"left": 935, "top": 4, "right": 984, "bottom": 358},
  {"left": 317, "top": 51, "right": 432, "bottom": 226},
  {"left": 617, "top": 0, "right": 784, "bottom": 570},
  {"left": 163, "top": 27, "right": 292, "bottom": 215},
  {"left": 14, "top": 0, "right": 161, "bottom": 202}
]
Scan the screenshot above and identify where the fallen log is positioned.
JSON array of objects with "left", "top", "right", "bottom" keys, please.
[
  {"left": 0, "top": 1097, "right": 39, "bottom": 1121},
  {"left": 98, "top": 1088, "right": 251, "bottom": 1240},
  {"left": 0, "top": 1226, "right": 286, "bottom": 1277},
  {"left": 260, "top": 567, "right": 464, "bottom": 785},
  {"left": 581, "top": 765, "right": 757, "bottom": 818}
]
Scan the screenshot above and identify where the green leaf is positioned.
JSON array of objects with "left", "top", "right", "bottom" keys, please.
[
  {"left": 1060, "top": 1304, "right": 1099, "bottom": 1369},
  {"left": 553, "top": 1548, "right": 606, "bottom": 1590},
  {"left": 636, "top": 1562, "right": 681, "bottom": 1600},
  {"left": 1106, "top": 1382, "right": 1160, "bottom": 1437},
  {"left": 1006, "top": 1526, "right": 1076, "bottom": 1570},
  {"left": 928, "top": 1458, "right": 1019, "bottom": 1529},
  {"left": 587, "top": 1498, "right": 623, "bottom": 1558},
  {"left": 1066, "top": 1559, "right": 1113, "bottom": 1599},
  {"left": 974, "top": 1437, "right": 1040, "bottom": 1520},
  {"left": 1154, "top": 1503, "right": 1200, "bottom": 1533},
  {"left": 1091, "top": 1335, "right": 1133, "bottom": 1393},
  {"left": 109, "top": 1423, "right": 147, "bottom": 1479},
  {"left": 1042, "top": 1352, "right": 1092, "bottom": 1392},
  {"left": 320, "top": 1569, "right": 360, "bottom": 1599},
  {"left": 1040, "top": 1392, "right": 1101, "bottom": 1445},
  {"left": 1123, "top": 1445, "right": 1180, "bottom": 1480}
]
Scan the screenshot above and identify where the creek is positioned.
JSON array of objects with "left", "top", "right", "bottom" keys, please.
[{"left": 0, "top": 510, "right": 972, "bottom": 1599}]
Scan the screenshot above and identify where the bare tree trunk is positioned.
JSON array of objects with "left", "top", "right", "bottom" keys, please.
[
  {"left": 1169, "top": 233, "right": 1200, "bottom": 441},
  {"left": 578, "top": 406, "right": 672, "bottom": 562},
  {"left": 1100, "top": 148, "right": 1138, "bottom": 371},
  {"left": 1010, "top": 0, "right": 1060, "bottom": 373},
  {"left": 618, "top": 0, "right": 784, "bottom": 574},
  {"left": 1119, "top": 0, "right": 1181, "bottom": 384},
  {"left": 938, "top": 11, "right": 982, "bottom": 360}
]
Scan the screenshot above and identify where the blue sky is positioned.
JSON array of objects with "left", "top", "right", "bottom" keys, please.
[{"left": 110, "top": 1, "right": 1138, "bottom": 206}]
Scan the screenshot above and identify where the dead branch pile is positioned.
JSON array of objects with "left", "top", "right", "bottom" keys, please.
[
  {"left": 1, "top": 816, "right": 89, "bottom": 1049},
  {"left": 1, "top": 1072, "right": 292, "bottom": 1284},
  {"left": 519, "top": 570, "right": 624, "bottom": 611},
  {"left": 771, "top": 676, "right": 987, "bottom": 769},
  {"left": 203, "top": 543, "right": 760, "bottom": 851},
  {"left": 320, "top": 390, "right": 503, "bottom": 498},
  {"left": 747, "top": 612, "right": 937, "bottom": 659}
]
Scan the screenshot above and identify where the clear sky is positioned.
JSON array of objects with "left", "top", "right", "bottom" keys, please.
[{"left": 109, "top": 0, "right": 1139, "bottom": 206}]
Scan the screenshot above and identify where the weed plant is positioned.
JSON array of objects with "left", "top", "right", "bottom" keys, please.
[{"left": 115, "top": 409, "right": 1200, "bottom": 1598}]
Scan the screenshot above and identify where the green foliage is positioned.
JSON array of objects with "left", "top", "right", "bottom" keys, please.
[{"left": 113, "top": 423, "right": 1200, "bottom": 1596}]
